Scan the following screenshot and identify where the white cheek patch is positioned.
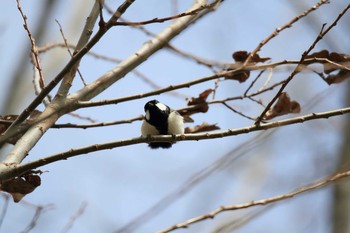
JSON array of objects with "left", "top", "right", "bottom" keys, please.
[
  {"left": 145, "top": 110, "right": 150, "bottom": 120},
  {"left": 156, "top": 102, "right": 167, "bottom": 111}
]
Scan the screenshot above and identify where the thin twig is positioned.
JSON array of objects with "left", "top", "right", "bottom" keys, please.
[
  {"left": 222, "top": 102, "right": 256, "bottom": 121},
  {"left": 115, "top": 132, "right": 272, "bottom": 233},
  {"left": 243, "top": 0, "right": 329, "bottom": 66},
  {"left": 17, "top": 0, "right": 51, "bottom": 106},
  {"left": 255, "top": 3, "right": 350, "bottom": 124},
  {"left": 0, "top": 56, "right": 343, "bottom": 141},
  {"left": 108, "top": 3, "right": 226, "bottom": 71},
  {"left": 52, "top": 115, "right": 142, "bottom": 129},
  {"left": 38, "top": 42, "right": 187, "bottom": 98},
  {"left": 211, "top": 206, "right": 274, "bottom": 233},
  {"left": 112, "top": 2, "right": 219, "bottom": 26},
  {"left": 20, "top": 204, "right": 54, "bottom": 233},
  {"left": 20, "top": 206, "right": 43, "bottom": 233},
  {"left": 0, "top": 194, "right": 10, "bottom": 231},
  {"left": 76, "top": 57, "right": 347, "bottom": 108},
  {"left": 0, "top": 0, "right": 212, "bottom": 146},
  {"left": 243, "top": 70, "right": 265, "bottom": 96},
  {"left": 67, "top": 112, "right": 97, "bottom": 123},
  {"left": 157, "top": 170, "right": 350, "bottom": 233},
  {"left": 55, "top": 19, "right": 87, "bottom": 86},
  {"left": 16, "top": 0, "right": 45, "bottom": 90},
  {"left": 61, "top": 202, "right": 87, "bottom": 233},
  {"left": 1, "top": 0, "right": 135, "bottom": 140}
]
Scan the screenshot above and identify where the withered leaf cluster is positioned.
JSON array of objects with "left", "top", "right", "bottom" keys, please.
[
  {"left": 178, "top": 89, "right": 220, "bottom": 133},
  {"left": 0, "top": 173, "right": 41, "bottom": 202},
  {"left": 178, "top": 89, "right": 213, "bottom": 118},
  {"left": 263, "top": 92, "right": 301, "bottom": 120},
  {"left": 304, "top": 50, "right": 350, "bottom": 85},
  {"left": 224, "top": 50, "right": 270, "bottom": 83}
]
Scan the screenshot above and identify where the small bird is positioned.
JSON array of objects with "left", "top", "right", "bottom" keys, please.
[{"left": 141, "top": 100, "right": 184, "bottom": 149}]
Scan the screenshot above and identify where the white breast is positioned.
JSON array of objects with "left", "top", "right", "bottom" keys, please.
[{"left": 167, "top": 111, "right": 184, "bottom": 134}]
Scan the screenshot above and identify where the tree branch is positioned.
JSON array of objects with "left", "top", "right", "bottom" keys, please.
[
  {"left": 255, "top": 3, "right": 350, "bottom": 124},
  {"left": 244, "top": 0, "right": 329, "bottom": 66},
  {"left": 1, "top": 106, "right": 349, "bottom": 181},
  {"left": 68, "top": 0, "right": 211, "bottom": 103},
  {"left": 157, "top": 169, "right": 350, "bottom": 233},
  {"left": 0, "top": 0, "right": 137, "bottom": 178},
  {"left": 112, "top": 1, "right": 221, "bottom": 26},
  {"left": 76, "top": 57, "right": 343, "bottom": 108},
  {"left": 55, "top": 0, "right": 102, "bottom": 98},
  {"left": 16, "top": 0, "right": 45, "bottom": 91},
  {"left": 1, "top": 0, "right": 135, "bottom": 138}
]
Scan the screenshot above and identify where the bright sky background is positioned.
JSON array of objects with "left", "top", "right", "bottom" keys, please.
[{"left": 0, "top": 1, "right": 349, "bottom": 233}]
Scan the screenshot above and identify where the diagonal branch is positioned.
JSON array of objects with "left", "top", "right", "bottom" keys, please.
[
  {"left": 16, "top": 0, "right": 45, "bottom": 90},
  {"left": 113, "top": 1, "right": 221, "bottom": 26},
  {"left": 0, "top": 0, "right": 221, "bottom": 146},
  {"left": 157, "top": 169, "right": 350, "bottom": 233},
  {"left": 55, "top": 0, "right": 103, "bottom": 98},
  {"left": 243, "top": 0, "right": 329, "bottom": 66},
  {"left": 68, "top": 0, "right": 212, "bottom": 103},
  {"left": 0, "top": 0, "right": 136, "bottom": 176},
  {"left": 255, "top": 3, "right": 350, "bottom": 124},
  {"left": 1, "top": 0, "right": 135, "bottom": 139}
]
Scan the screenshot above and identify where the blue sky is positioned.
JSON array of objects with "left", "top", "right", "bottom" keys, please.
[{"left": 0, "top": 1, "right": 349, "bottom": 232}]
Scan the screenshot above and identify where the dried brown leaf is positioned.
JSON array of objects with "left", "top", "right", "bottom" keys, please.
[
  {"left": 180, "top": 89, "right": 213, "bottom": 117},
  {"left": 305, "top": 50, "right": 350, "bottom": 84},
  {"left": 263, "top": 92, "right": 301, "bottom": 120},
  {"left": 188, "top": 89, "right": 213, "bottom": 105},
  {"left": 232, "top": 50, "right": 270, "bottom": 63},
  {"left": 0, "top": 174, "right": 41, "bottom": 202},
  {"left": 326, "top": 70, "right": 350, "bottom": 85},
  {"left": 224, "top": 71, "right": 250, "bottom": 83},
  {"left": 305, "top": 50, "right": 329, "bottom": 60},
  {"left": 185, "top": 122, "right": 220, "bottom": 134},
  {"left": 225, "top": 51, "right": 269, "bottom": 83}
]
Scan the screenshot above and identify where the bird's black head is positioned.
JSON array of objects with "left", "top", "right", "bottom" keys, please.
[{"left": 144, "top": 100, "right": 170, "bottom": 132}]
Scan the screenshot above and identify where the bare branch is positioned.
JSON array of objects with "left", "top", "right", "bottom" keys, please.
[
  {"left": 119, "top": 16, "right": 225, "bottom": 70},
  {"left": 0, "top": 0, "right": 136, "bottom": 178},
  {"left": 255, "top": 3, "right": 350, "bottom": 124},
  {"left": 69, "top": 0, "right": 212, "bottom": 103},
  {"left": 0, "top": 194, "right": 10, "bottom": 231},
  {"left": 55, "top": 0, "right": 102, "bottom": 99},
  {"left": 55, "top": 19, "right": 87, "bottom": 86},
  {"left": 112, "top": 1, "right": 220, "bottom": 26},
  {"left": 61, "top": 202, "right": 87, "bottom": 233},
  {"left": 1, "top": 106, "right": 349, "bottom": 181},
  {"left": 16, "top": 0, "right": 45, "bottom": 90},
  {"left": 20, "top": 204, "right": 54, "bottom": 233},
  {"left": 77, "top": 57, "right": 347, "bottom": 109},
  {"left": 157, "top": 170, "right": 350, "bottom": 233},
  {"left": 52, "top": 115, "right": 142, "bottom": 129},
  {"left": 115, "top": 131, "right": 272, "bottom": 233},
  {"left": 221, "top": 102, "right": 256, "bottom": 121},
  {"left": 244, "top": 0, "right": 329, "bottom": 65},
  {"left": 211, "top": 206, "right": 273, "bottom": 233},
  {"left": 1, "top": 0, "right": 133, "bottom": 138}
]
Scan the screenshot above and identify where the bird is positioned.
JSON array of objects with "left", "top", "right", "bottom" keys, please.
[{"left": 141, "top": 100, "right": 184, "bottom": 149}]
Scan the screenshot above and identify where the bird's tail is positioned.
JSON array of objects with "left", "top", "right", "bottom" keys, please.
[{"left": 148, "top": 142, "right": 172, "bottom": 149}]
